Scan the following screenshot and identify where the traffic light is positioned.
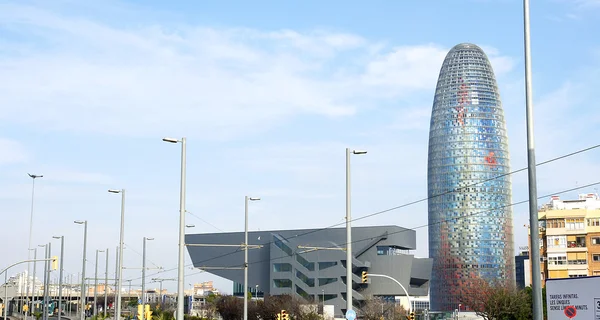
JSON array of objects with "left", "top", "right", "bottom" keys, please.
[
  {"left": 51, "top": 256, "right": 58, "bottom": 270},
  {"left": 361, "top": 271, "right": 368, "bottom": 283},
  {"left": 137, "top": 304, "right": 143, "bottom": 320},
  {"left": 145, "top": 304, "right": 153, "bottom": 320},
  {"left": 277, "top": 313, "right": 282, "bottom": 320},
  {"left": 408, "top": 311, "right": 415, "bottom": 320},
  {"left": 281, "top": 309, "right": 289, "bottom": 320}
]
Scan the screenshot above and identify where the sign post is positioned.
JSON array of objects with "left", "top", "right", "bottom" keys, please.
[{"left": 345, "top": 309, "right": 356, "bottom": 320}]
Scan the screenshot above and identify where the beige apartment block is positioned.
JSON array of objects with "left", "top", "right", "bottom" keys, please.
[{"left": 529, "top": 193, "right": 600, "bottom": 285}]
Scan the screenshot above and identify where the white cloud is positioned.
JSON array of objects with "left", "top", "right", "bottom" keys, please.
[
  {"left": 0, "top": 4, "right": 516, "bottom": 141},
  {"left": 0, "top": 138, "right": 28, "bottom": 165}
]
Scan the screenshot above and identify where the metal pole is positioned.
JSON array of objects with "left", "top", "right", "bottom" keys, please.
[
  {"left": 159, "top": 281, "right": 163, "bottom": 310},
  {"left": 244, "top": 196, "right": 249, "bottom": 320},
  {"left": 4, "top": 271, "right": 8, "bottom": 320},
  {"left": 31, "top": 249, "right": 37, "bottom": 318},
  {"left": 26, "top": 174, "right": 42, "bottom": 320},
  {"left": 345, "top": 148, "right": 352, "bottom": 313},
  {"left": 104, "top": 249, "right": 109, "bottom": 318},
  {"left": 116, "top": 191, "right": 126, "bottom": 320},
  {"left": 176, "top": 138, "right": 186, "bottom": 320},
  {"left": 523, "top": 1, "right": 542, "bottom": 319},
  {"left": 94, "top": 250, "right": 99, "bottom": 317},
  {"left": 79, "top": 222, "right": 88, "bottom": 320},
  {"left": 42, "top": 244, "right": 49, "bottom": 320},
  {"left": 142, "top": 239, "right": 147, "bottom": 320},
  {"left": 57, "top": 236, "right": 64, "bottom": 320},
  {"left": 114, "top": 246, "right": 118, "bottom": 315}
]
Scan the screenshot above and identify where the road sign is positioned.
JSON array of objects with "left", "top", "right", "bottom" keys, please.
[
  {"left": 345, "top": 309, "right": 356, "bottom": 320},
  {"left": 138, "top": 299, "right": 142, "bottom": 304},
  {"left": 564, "top": 305, "right": 577, "bottom": 319}
]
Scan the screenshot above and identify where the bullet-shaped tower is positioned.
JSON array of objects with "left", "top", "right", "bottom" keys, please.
[{"left": 427, "top": 43, "right": 515, "bottom": 311}]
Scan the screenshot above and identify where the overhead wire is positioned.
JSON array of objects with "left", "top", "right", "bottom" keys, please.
[{"left": 123, "top": 143, "right": 600, "bottom": 281}]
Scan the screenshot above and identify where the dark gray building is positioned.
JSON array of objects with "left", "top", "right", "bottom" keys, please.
[{"left": 185, "top": 225, "right": 432, "bottom": 316}]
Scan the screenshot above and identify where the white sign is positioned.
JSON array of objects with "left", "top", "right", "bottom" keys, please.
[
  {"left": 546, "top": 276, "right": 600, "bottom": 319},
  {"left": 345, "top": 309, "right": 356, "bottom": 320}
]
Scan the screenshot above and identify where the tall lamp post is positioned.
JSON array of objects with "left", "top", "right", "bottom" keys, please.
[
  {"left": 345, "top": 148, "right": 366, "bottom": 313},
  {"left": 52, "top": 236, "right": 65, "bottom": 320},
  {"left": 26, "top": 173, "right": 43, "bottom": 320},
  {"left": 94, "top": 250, "right": 105, "bottom": 317},
  {"left": 108, "top": 189, "right": 126, "bottom": 320},
  {"left": 74, "top": 221, "right": 88, "bottom": 320},
  {"left": 243, "top": 196, "right": 260, "bottom": 320},
  {"left": 523, "top": 1, "right": 542, "bottom": 319},
  {"left": 162, "top": 137, "right": 186, "bottom": 320},
  {"left": 141, "top": 237, "right": 154, "bottom": 320},
  {"left": 104, "top": 248, "right": 109, "bottom": 318}
]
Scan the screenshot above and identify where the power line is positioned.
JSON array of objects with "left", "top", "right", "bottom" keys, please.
[
  {"left": 123, "top": 243, "right": 162, "bottom": 269},
  {"left": 187, "top": 211, "right": 225, "bottom": 232},
  {"left": 123, "top": 143, "right": 600, "bottom": 281},
  {"left": 237, "top": 180, "right": 600, "bottom": 268}
]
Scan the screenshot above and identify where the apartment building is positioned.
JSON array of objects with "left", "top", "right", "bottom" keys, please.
[{"left": 531, "top": 193, "right": 600, "bottom": 283}]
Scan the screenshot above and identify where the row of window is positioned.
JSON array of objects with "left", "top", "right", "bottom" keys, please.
[{"left": 546, "top": 218, "right": 599, "bottom": 230}]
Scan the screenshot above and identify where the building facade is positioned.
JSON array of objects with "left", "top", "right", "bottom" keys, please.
[
  {"left": 532, "top": 193, "right": 600, "bottom": 282},
  {"left": 427, "top": 43, "right": 515, "bottom": 311},
  {"left": 515, "top": 250, "right": 531, "bottom": 289},
  {"left": 185, "top": 226, "right": 432, "bottom": 317}
]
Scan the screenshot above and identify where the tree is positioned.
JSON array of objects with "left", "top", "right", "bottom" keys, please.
[
  {"left": 459, "top": 278, "right": 532, "bottom": 320},
  {"left": 360, "top": 297, "right": 406, "bottom": 320},
  {"left": 215, "top": 296, "right": 243, "bottom": 320}
]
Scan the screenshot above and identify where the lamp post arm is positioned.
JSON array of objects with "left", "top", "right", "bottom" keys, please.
[{"left": 367, "top": 273, "right": 412, "bottom": 313}]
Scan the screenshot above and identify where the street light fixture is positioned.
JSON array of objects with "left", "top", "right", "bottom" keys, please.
[
  {"left": 185, "top": 224, "right": 195, "bottom": 228},
  {"left": 244, "top": 196, "right": 260, "bottom": 320},
  {"left": 52, "top": 236, "right": 65, "bottom": 320},
  {"left": 141, "top": 237, "right": 155, "bottom": 320},
  {"left": 345, "top": 148, "right": 366, "bottom": 314},
  {"left": 74, "top": 220, "right": 88, "bottom": 320},
  {"left": 108, "top": 189, "right": 126, "bottom": 320},
  {"left": 162, "top": 136, "right": 186, "bottom": 320}
]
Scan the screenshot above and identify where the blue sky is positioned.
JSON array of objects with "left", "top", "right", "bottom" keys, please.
[{"left": 1, "top": 0, "right": 599, "bottom": 293}]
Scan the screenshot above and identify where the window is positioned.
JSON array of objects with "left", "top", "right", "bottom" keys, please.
[
  {"left": 547, "top": 236, "right": 567, "bottom": 249},
  {"left": 566, "top": 218, "right": 585, "bottom": 230},
  {"left": 318, "top": 278, "right": 338, "bottom": 286},
  {"left": 548, "top": 255, "right": 567, "bottom": 265},
  {"left": 567, "top": 235, "right": 586, "bottom": 248},
  {"left": 273, "top": 279, "right": 292, "bottom": 288},
  {"left": 319, "top": 262, "right": 337, "bottom": 270},
  {"left": 591, "top": 237, "right": 600, "bottom": 245},
  {"left": 273, "top": 236, "right": 293, "bottom": 256},
  {"left": 593, "top": 254, "right": 600, "bottom": 262},
  {"left": 295, "top": 270, "right": 315, "bottom": 287},
  {"left": 273, "top": 263, "right": 292, "bottom": 272},
  {"left": 588, "top": 218, "right": 600, "bottom": 226},
  {"left": 296, "top": 254, "right": 315, "bottom": 271},
  {"left": 547, "top": 219, "right": 565, "bottom": 228}
]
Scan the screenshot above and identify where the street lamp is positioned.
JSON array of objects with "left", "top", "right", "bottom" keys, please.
[
  {"left": 52, "top": 236, "right": 65, "bottom": 320},
  {"left": 141, "top": 237, "right": 155, "bottom": 320},
  {"left": 244, "top": 196, "right": 260, "bottom": 320},
  {"left": 74, "top": 220, "right": 88, "bottom": 320},
  {"left": 94, "top": 250, "right": 105, "bottom": 317},
  {"left": 162, "top": 136, "right": 186, "bottom": 320},
  {"left": 108, "top": 189, "right": 126, "bottom": 320},
  {"left": 345, "top": 148, "right": 366, "bottom": 313},
  {"left": 26, "top": 173, "right": 43, "bottom": 320}
]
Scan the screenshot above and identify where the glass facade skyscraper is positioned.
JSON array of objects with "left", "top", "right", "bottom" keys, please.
[{"left": 427, "top": 43, "right": 515, "bottom": 311}]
